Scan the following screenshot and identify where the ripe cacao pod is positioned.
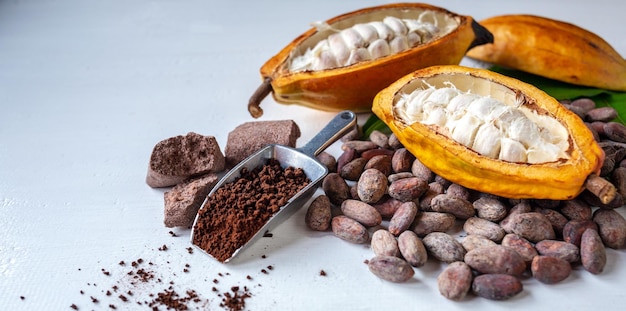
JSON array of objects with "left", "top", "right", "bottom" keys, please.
[
  {"left": 248, "top": 3, "right": 493, "bottom": 118},
  {"left": 372, "top": 65, "right": 605, "bottom": 201},
  {"left": 466, "top": 15, "right": 626, "bottom": 91}
]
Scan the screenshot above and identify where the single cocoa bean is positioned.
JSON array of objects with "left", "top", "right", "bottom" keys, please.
[
  {"left": 500, "top": 201, "right": 532, "bottom": 233},
  {"left": 464, "top": 245, "right": 526, "bottom": 276},
  {"left": 472, "top": 274, "right": 523, "bottom": 301},
  {"left": 322, "top": 173, "right": 350, "bottom": 206},
  {"left": 411, "top": 157, "right": 434, "bottom": 182},
  {"left": 438, "top": 261, "right": 472, "bottom": 301},
  {"left": 473, "top": 196, "right": 508, "bottom": 222},
  {"left": 461, "top": 234, "right": 497, "bottom": 252},
  {"left": 305, "top": 195, "right": 332, "bottom": 231},
  {"left": 531, "top": 256, "right": 571, "bottom": 284},
  {"left": 388, "top": 201, "right": 418, "bottom": 236},
  {"left": 560, "top": 198, "right": 592, "bottom": 221},
  {"left": 463, "top": 217, "right": 506, "bottom": 242},
  {"left": 357, "top": 168, "right": 388, "bottom": 203},
  {"left": 398, "top": 231, "right": 428, "bottom": 267},
  {"left": 331, "top": 215, "right": 369, "bottom": 244},
  {"left": 431, "top": 194, "right": 475, "bottom": 220},
  {"left": 534, "top": 208, "right": 568, "bottom": 237},
  {"left": 336, "top": 147, "right": 355, "bottom": 173},
  {"left": 570, "top": 97, "right": 596, "bottom": 113},
  {"left": 316, "top": 151, "right": 337, "bottom": 173},
  {"left": 612, "top": 167, "right": 626, "bottom": 197},
  {"left": 340, "top": 199, "right": 382, "bottom": 227},
  {"left": 387, "top": 172, "right": 414, "bottom": 183},
  {"left": 586, "top": 106, "right": 617, "bottom": 122},
  {"left": 501, "top": 233, "right": 538, "bottom": 263},
  {"left": 387, "top": 177, "right": 428, "bottom": 202},
  {"left": 364, "top": 154, "right": 393, "bottom": 176},
  {"left": 534, "top": 240, "right": 580, "bottom": 263},
  {"left": 603, "top": 121, "right": 626, "bottom": 143},
  {"left": 412, "top": 212, "right": 456, "bottom": 237},
  {"left": 388, "top": 133, "right": 403, "bottom": 149},
  {"left": 341, "top": 140, "right": 378, "bottom": 153},
  {"left": 593, "top": 209, "right": 626, "bottom": 249},
  {"left": 369, "top": 130, "right": 390, "bottom": 149},
  {"left": 446, "top": 183, "right": 472, "bottom": 201},
  {"left": 391, "top": 148, "right": 415, "bottom": 173},
  {"left": 367, "top": 256, "right": 414, "bottom": 283},
  {"left": 563, "top": 219, "right": 598, "bottom": 247},
  {"left": 580, "top": 228, "right": 606, "bottom": 274},
  {"left": 339, "top": 157, "right": 367, "bottom": 181},
  {"left": 422, "top": 232, "right": 466, "bottom": 263},
  {"left": 371, "top": 229, "right": 399, "bottom": 257},
  {"left": 419, "top": 182, "right": 445, "bottom": 211},
  {"left": 509, "top": 212, "right": 555, "bottom": 243},
  {"left": 361, "top": 148, "right": 395, "bottom": 161},
  {"left": 371, "top": 196, "right": 403, "bottom": 219}
]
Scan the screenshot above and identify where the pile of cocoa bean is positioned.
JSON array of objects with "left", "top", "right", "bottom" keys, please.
[{"left": 305, "top": 97, "right": 626, "bottom": 301}]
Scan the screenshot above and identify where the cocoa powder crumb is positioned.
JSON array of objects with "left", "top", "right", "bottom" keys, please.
[
  {"left": 70, "top": 304, "right": 78, "bottom": 310},
  {"left": 320, "top": 270, "right": 327, "bottom": 276},
  {"left": 192, "top": 159, "right": 310, "bottom": 262},
  {"left": 20, "top": 296, "right": 25, "bottom": 300}
]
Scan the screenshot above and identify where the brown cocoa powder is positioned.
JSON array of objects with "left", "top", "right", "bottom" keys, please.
[{"left": 192, "top": 159, "right": 310, "bottom": 262}]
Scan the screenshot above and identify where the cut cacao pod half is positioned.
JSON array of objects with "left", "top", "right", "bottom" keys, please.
[
  {"left": 248, "top": 3, "right": 493, "bottom": 118},
  {"left": 372, "top": 65, "right": 611, "bottom": 202}
]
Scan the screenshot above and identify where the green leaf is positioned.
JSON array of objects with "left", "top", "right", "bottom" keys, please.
[
  {"left": 490, "top": 66, "right": 626, "bottom": 124},
  {"left": 362, "top": 114, "right": 390, "bottom": 138}
]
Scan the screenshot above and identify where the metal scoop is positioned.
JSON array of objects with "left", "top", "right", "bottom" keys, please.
[{"left": 190, "top": 110, "right": 357, "bottom": 263}]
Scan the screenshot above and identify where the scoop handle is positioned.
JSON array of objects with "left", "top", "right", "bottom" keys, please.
[{"left": 298, "top": 111, "right": 357, "bottom": 157}]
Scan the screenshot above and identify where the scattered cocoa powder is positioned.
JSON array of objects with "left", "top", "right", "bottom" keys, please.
[{"left": 192, "top": 159, "right": 310, "bottom": 262}]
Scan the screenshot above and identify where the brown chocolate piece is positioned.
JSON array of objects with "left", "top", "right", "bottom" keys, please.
[
  {"left": 146, "top": 132, "right": 225, "bottom": 188},
  {"left": 164, "top": 174, "right": 219, "bottom": 228},
  {"left": 224, "top": 120, "right": 300, "bottom": 167}
]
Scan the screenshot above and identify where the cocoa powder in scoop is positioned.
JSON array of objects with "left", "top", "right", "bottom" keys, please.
[{"left": 192, "top": 159, "right": 310, "bottom": 262}]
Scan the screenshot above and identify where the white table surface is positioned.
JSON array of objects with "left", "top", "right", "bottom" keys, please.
[{"left": 2, "top": 0, "right": 625, "bottom": 310}]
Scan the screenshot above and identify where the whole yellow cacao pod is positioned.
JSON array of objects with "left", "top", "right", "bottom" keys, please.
[
  {"left": 372, "top": 65, "right": 607, "bottom": 201},
  {"left": 466, "top": 15, "right": 626, "bottom": 91},
  {"left": 248, "top": 3, "right": 493, "bottom": 118}
]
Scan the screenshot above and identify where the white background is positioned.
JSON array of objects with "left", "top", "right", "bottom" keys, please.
[{"left": 1, "top": 0, "right": 625, "bottom": 310}]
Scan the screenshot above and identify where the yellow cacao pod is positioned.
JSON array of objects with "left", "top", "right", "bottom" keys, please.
[
  {"left": 372, "top": 65, "right": 605, "bottom": 201},
  {"left": 466, "top": 14, "right": 626, "bottom": 91},
  {"left": 248, "top": 3, "right": 493, "bottom": 118}
]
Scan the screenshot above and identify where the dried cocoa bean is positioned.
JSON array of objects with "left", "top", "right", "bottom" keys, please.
[
  {"left": 445, "top": 183, "right": 472, "bottom": 201},
  {"left": 534, "top": 208, "right": 568, "bottom": 237},
  {"left": 593, "top": 209, "right": 626, "bottom": 249},
  {"left": 501, "top": 233, "right": 538, "bottom": 263},
  {"left": 580, "top": 228, "right": 606, "bottom": 274},
  {"left": 357, "top": 168, "right": 388, "bottom": 203},
  {"left": 563, "top": 219, "right": 598, "bottom": 247},
  {"left": 342, "top": 140, "right": 378, "bottom": 153},
  {"left": 364, "top": 154, "right": 393, "bottom": 176},
  {"left": 603, "top": 121, "right": 626, "bottom": 143},
  {"left": 388, "top": 133, "right": 403, "bottom": 149},
  {"left": 463, "top": 217, "right": 505, "bottom": 242},
  {"left": 586, "top": 106, "right": 617, "bottom": 122},
  {"left": 611, "top": 167, "right": 626, "bottom": 197},
  {"left": 371, "top": 196, "right": 403, "bottom": 219},
  {"left": 560, "top": 199, "right": 592, "bottom": 221},
  {"left": 322, "top": 173, "right": 350, "bottom": 206},
  {"left": 331, "top": 215, "right": 369, "bottom": 244},
  {"left": 340, "top": 199, "right": 382, "bottom": 227},
  {"left": 398, "top": 231, "right": 428, "bottom": 267},
  {"left": 472, "top": 274, "right": 523, "bottom": 301},
  {"left": 419, "top": 182, "right": 445, "bottom": 211},
  {"left": 371, "top": 229, "right": 399, "bottom": 257},
  {"left": 369, "top": 130, "right": 390, "bottom": 149},
  {"left": 340, "top": 157, "right": 367, "bottom": 181},
  {"left": 473, "top": 196, "right": 508, "bottom": 222},
  {"left": 361, "top": 148, "right": 395, "bottom": 161},
  {"left": 367, "top": 256, "right": 414, "bottom": 283},
  {"left": 336, "top": 147, "right": 355, "bottom": 173},
  {"left": 430, "top": 194, "right": 475, "bottom": 220},
  {"left": 461, "top": 234, "right": 497, "bottom": 252},
  {"left": 411, "top": 157, "right": 434, "bottom": 182},
  {"left": 388, "top": 201, "right": 418, "bottom": 236},
  {"left": 422, "top": 232, "right": 466, "bottom": 263},
  {"left": 534, "top": 240, "right": 580, "bottom": 263},
  {"left": 570, "top": 97, "right": 596, "bottom": 113},
  {"left": 305, "top": 195, "right": 332, "bottom": 231},
  {"left": 509, "top": 212, "right": 555, "bottom": 243},
  {"left": 438, "top": 261, "right": 472, "bottom": 301},
  {"left": 387, "top": 177, "right": 428, "bottom": 202},
  {"left": 391, "top": 148, "right": 415, "bottom": 173},
  {"left": 316, "top": 151, "right": 337, "bottom": 173},
  {"left": 412, "top": 212, "right": 456, "bottom": 237},
  {"left": 531, "top": 255, "right": 571, "bottom": 284},
  {"left": 464, "top": 245, "right": 526, "bottom": 276},
  {"left": 499, "top": 201, "right": 532, "bottom": 233},
  {"left": 387, "top": 172, "right": 414, "bottom": 183}
]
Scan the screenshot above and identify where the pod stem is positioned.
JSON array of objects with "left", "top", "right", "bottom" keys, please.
[
  {"left": 248, "top": 77, "right": 273, "bottom": 118},
  {"left": 468, "top": 19, "right": 494, "bottom": 51},
  {"left": 585, "top": 173, "right": 617, "bottom": 205}
]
